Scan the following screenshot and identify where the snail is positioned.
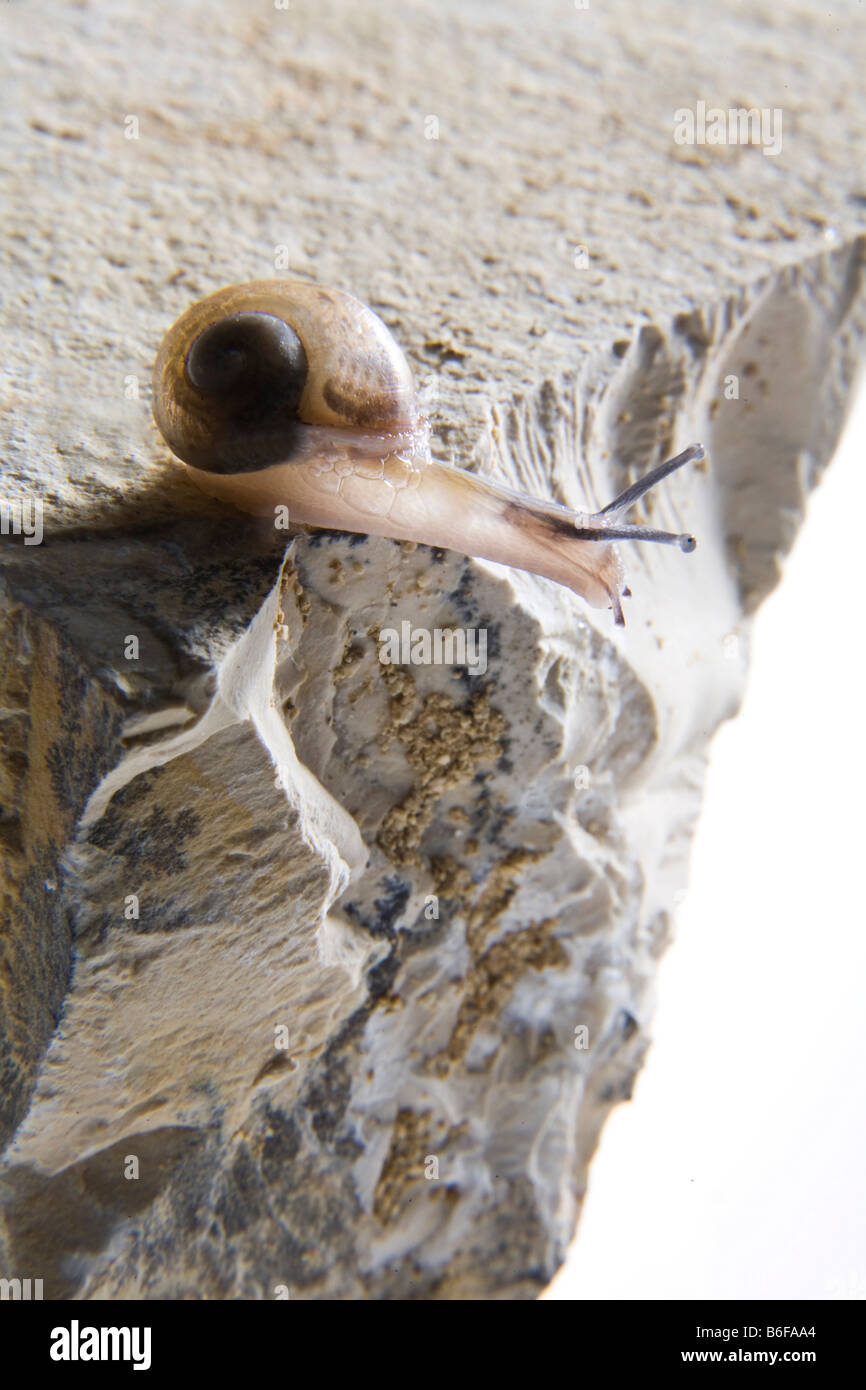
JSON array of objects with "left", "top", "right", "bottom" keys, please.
[{"left": 152, "top": 280, "right": 700, "bottom": 625}]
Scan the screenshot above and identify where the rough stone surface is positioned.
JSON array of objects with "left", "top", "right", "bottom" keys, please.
[{"left": 1, "top": 0, "right": 865, "bottom": 1298}]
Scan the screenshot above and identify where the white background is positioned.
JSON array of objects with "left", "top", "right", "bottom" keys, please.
[{"left": 544, "top": 374, "right": 866, "bottom": 1301}]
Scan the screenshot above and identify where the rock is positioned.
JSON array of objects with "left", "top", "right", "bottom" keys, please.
[{"left": 1, "top": 0, "right": 865, "bottom": 1298}]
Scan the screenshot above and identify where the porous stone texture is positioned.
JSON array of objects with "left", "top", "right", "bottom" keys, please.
[{"left": 1, "top": 0, "right": 865, "bottom": 1299}]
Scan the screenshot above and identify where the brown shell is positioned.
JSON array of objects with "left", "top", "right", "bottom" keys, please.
[{"left": 152, "top": 279, "right": 418, "bottom": 471}]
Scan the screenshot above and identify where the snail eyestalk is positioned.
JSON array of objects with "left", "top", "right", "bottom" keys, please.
[
  {"left": 573, "top": 523, "right": 697, "bottom": 551},
  {"left": 598, "top": 444, "right": 704, "bottom": 517},
  {"left": 570, "top": 444, "right": 701, "bottom": 557}
]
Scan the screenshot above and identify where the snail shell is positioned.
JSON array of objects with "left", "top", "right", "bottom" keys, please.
[{"left": 153, "top": 280, "right": 699, "bottom": 624}]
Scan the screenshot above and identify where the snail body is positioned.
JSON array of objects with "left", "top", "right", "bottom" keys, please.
[{"left": 153, "top": 280, "right": 700, "bottom": 625}]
